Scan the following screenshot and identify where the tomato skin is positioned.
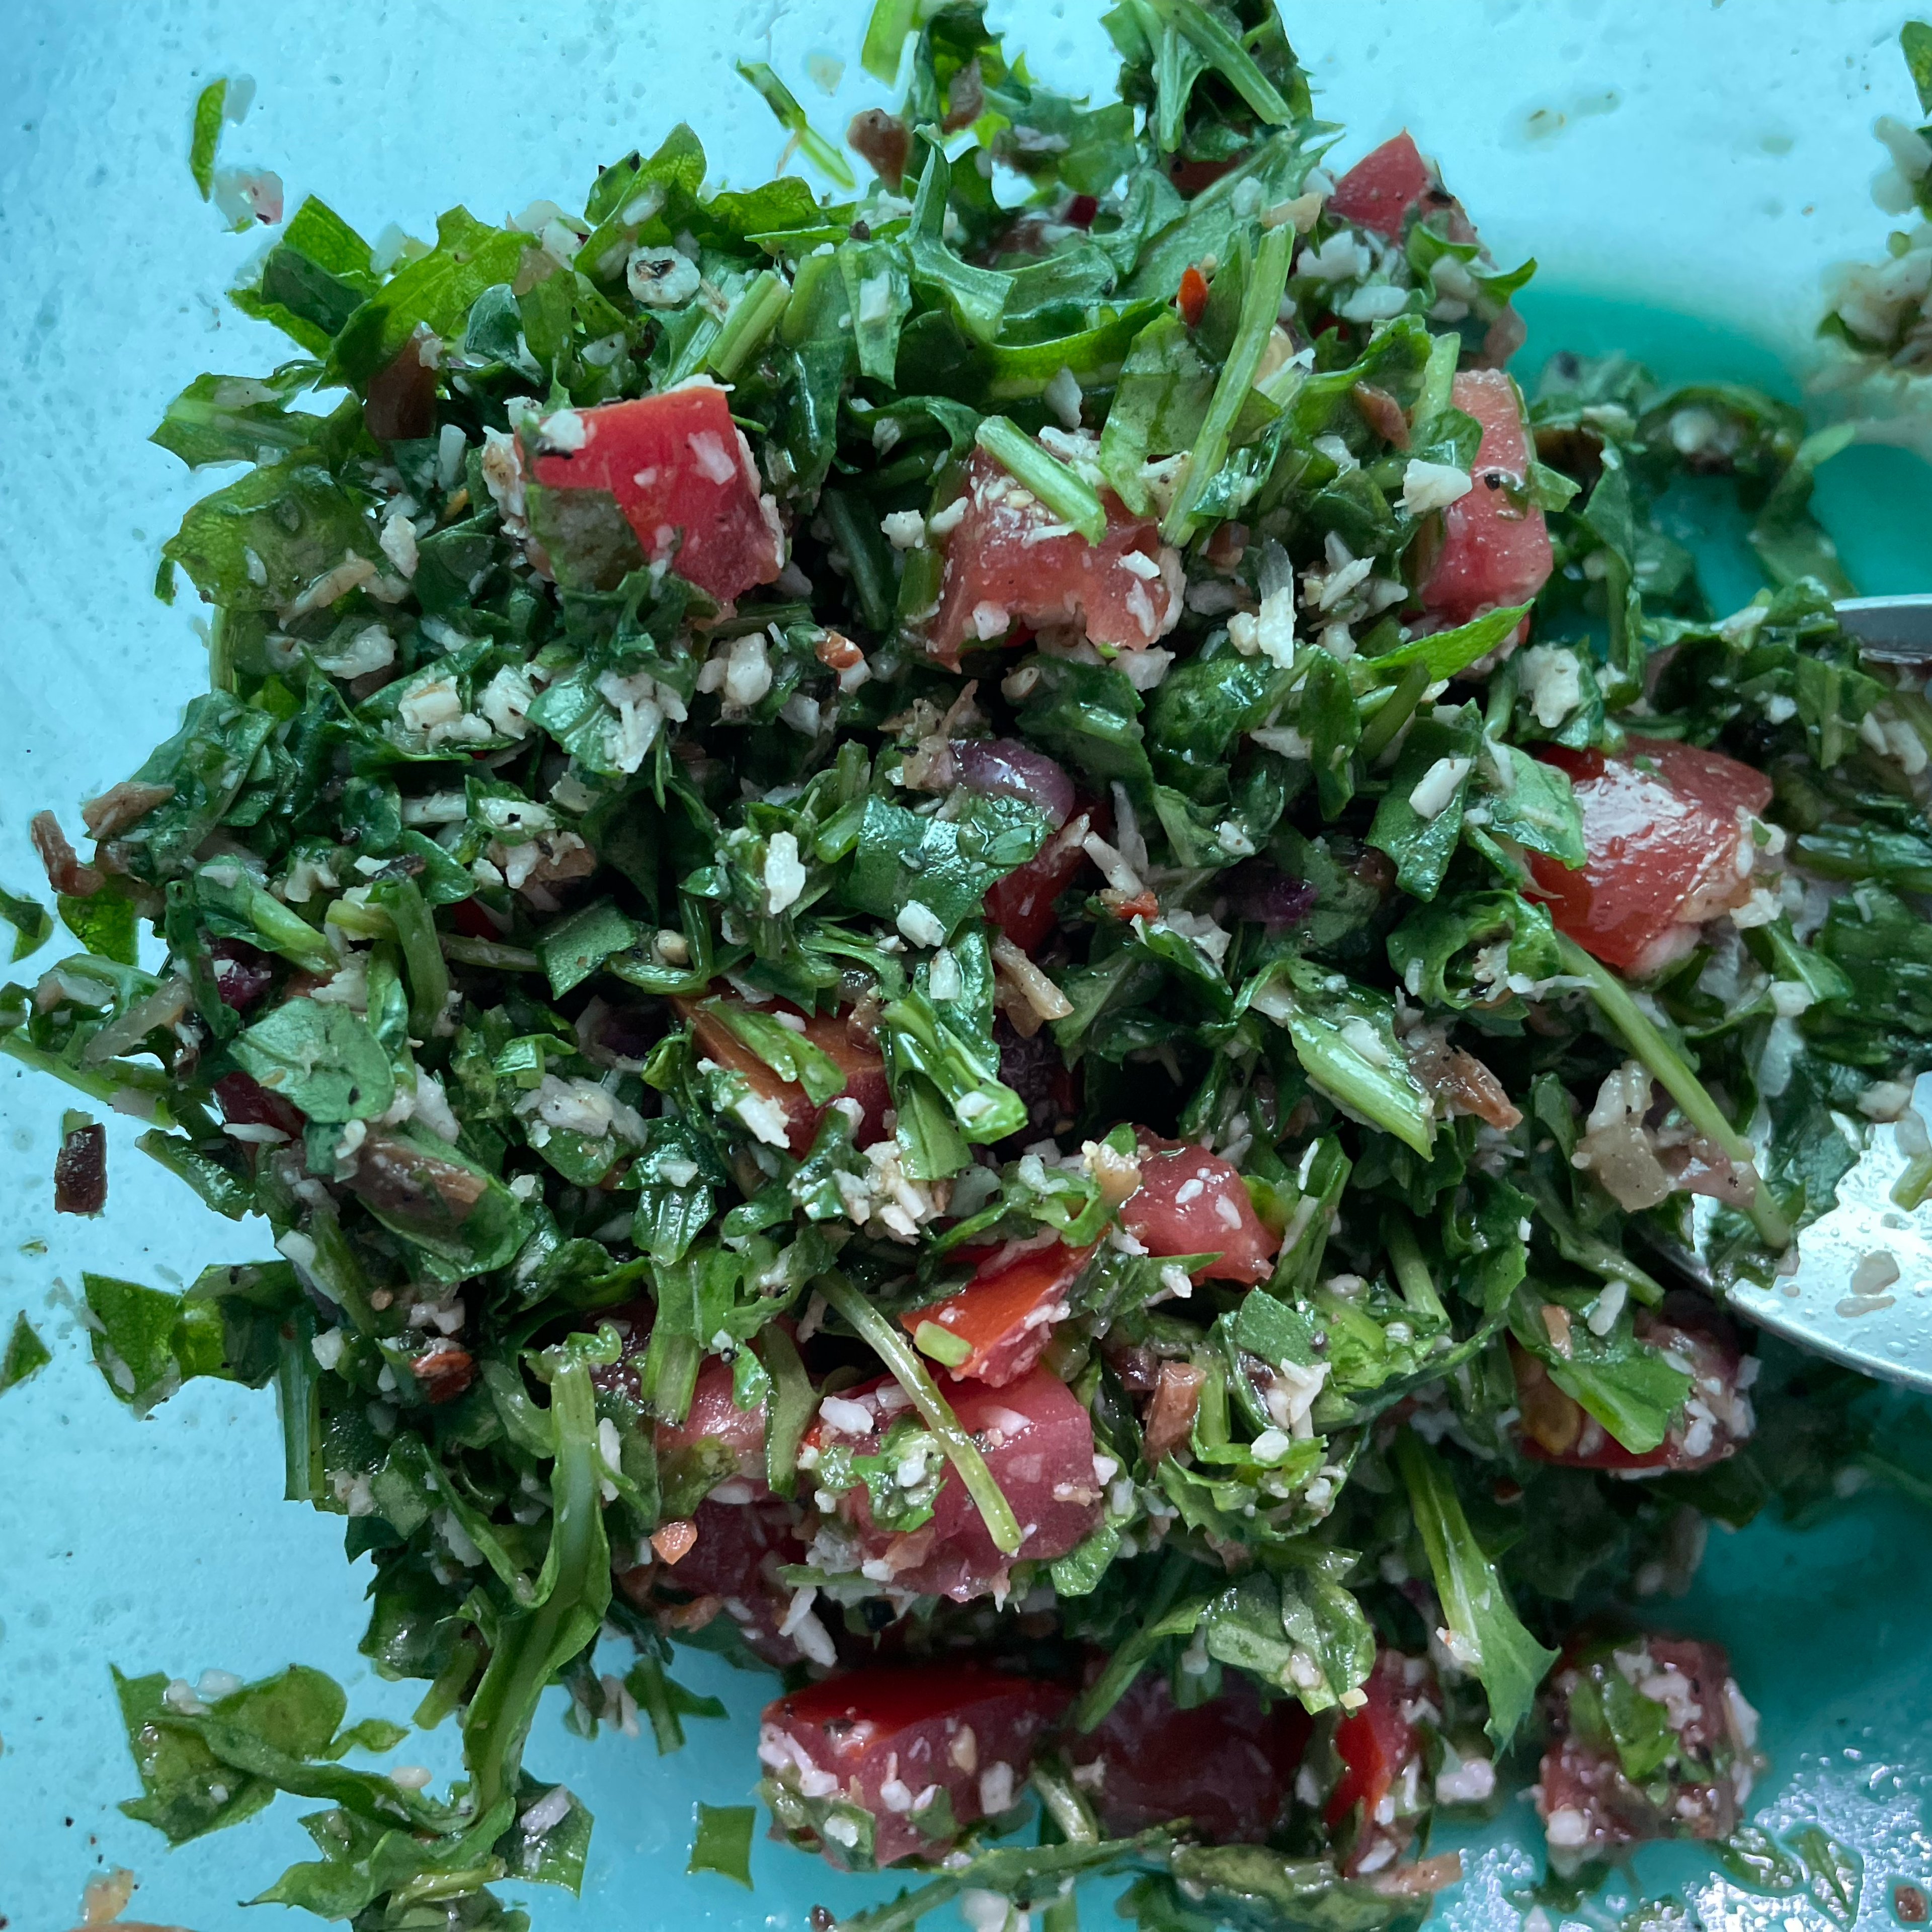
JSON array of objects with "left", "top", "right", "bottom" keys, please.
[
  {"left": 209, "top": 939, "right": 276, "bottom": 1011},
  {"left": 675, "top": 990, "right": 889, "bottom": 1155},
  {"left": 1327, "top": 1649, "right": 1436, "bottom": 1876},
  {"left": 1118, "top": 1136, "right": 1275, "bottom": 1284},
  {"left": 983, "top": 817, "right": 1096, "bottom": 953},
  {"left": 449, "top": 897, "right": 502, "bottom": 942},
  {"left": 928, "top": 447, "right": 1179, "bottom": 664},
  {"left": 761, "top": 1665, "right": 1070, "bottom": 1868},
  {"left": 1527, "top": 738, "right": 1774, "bottom": 975},
  {"left": 805, "top": 1367, "right": 1102, "bottom": 1601},
  {"left": 1067, "top": 1668, "right": 1311, "bottom": 1841},
  {"left": 214, "top": 1070, "right": 305, "bottom": 1138},
  {"left": 655, "top": 1352, "right": 767, "bottom": 1478},
  {"left": 1513, "top": 1297, "right": 1751, "bottom": 1474},
  {"left": 900, "top": 1239, "right": 1094, "bottom": 1387},
  {"left": 1328, "top": 132, "right": 1473, "bottom": 243},
  {"left": 528, "top": 382, "right": 783, "bottom": 604},
  {"left": 1417, "top": 369, "right": 1552, "bottom": 624},
  {"left": 1178, "top": 264, "right": 1211, "bottom": 328}
]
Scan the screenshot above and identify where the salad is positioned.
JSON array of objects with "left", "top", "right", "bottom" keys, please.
[{"left": 10, "top": 5, "right": 1932, "bottom": 1930}]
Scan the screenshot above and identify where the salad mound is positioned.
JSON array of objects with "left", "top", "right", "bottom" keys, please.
[{"left": 13, "top": 5, "right": 1932, "bottom": 1929}]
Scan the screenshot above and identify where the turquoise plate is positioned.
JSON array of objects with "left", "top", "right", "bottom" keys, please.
[{"left": 3, "top": 5, "right": 1930, "bottom": 1928}]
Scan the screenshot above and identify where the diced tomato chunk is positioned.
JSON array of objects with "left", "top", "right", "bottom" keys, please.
[
  {"left": 1418, "top": 369, "right": 1552, "bottom": 624},
  {"left": 1513, "top": 1296, "right": 1752, "bottom": 1474},
  {"left": 928, "top": 446, "right": 1180, "bottom": 665},
  {"left": 617, "top": 1492, "right": 807, "bottom": 1666},
  {"left": 1067, "top": 1667, "right": 1310, "bottom": 1842},
  {"left": 528, "top": 382, "right": 784, "bottom": 604},
  {"left": 449, "top": 896, "right": 503, "bottom": 942},
  {"left": 804, "top": 1367, "right": 1102, "bottom": 1601},
  {"left": 1327, "top": 132, "right": 1441, "bottom": 240},
  {"left": 983, "top": 815, "right": 1096, "bottom": 954},
  {"left": 1527, "top": 737, "right": 1774, "bottom": 976},
  {"left": 675, "top": 990, "right": 889, "bottom": 1155},
  {"left": 1327, "top": 1648, "right": 1437, "bottom": 1876},
  {"left": 214, "top": 1070, "right": 305, "bottom": 1138},
  {"left": 761, "top": 1665, "right": 1070, "bottom": 1868},
  {"left": 1536, "top": 1635, "right": 1751, "bottom": 1866},
  {"left": 655, "top": 1352, "right": 767, "bottom": 1480},
  {"left": 1118, "top": 1135, "right": 1275, "bottom": 1284},
  {"left": 901, "top": 1239, "right": 1094, "bottom": 1387},
  {"left": 209, "top": 939, "right": 276, "bottom": 1012}
]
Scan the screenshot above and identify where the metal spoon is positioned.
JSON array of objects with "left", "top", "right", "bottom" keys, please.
[{"left": 1704, "top": 597, "right": 1932, "bottom": 1389}]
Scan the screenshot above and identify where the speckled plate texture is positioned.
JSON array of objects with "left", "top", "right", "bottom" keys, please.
[{"left": 3, "top": 4, "right": 1931, "bottom": 1929}]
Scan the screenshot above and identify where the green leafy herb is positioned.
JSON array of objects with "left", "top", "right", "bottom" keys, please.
[
  {"left": 688, "top": 1802, "right": 757, "bottom": 1886},
  {"left": 1395, "top": 1430, "right": 1557, "bottom": 1744},
  {"left": 190, "top": 79, "right": 225, "bottom": 199},
  {"left": 1, "top": 1311, "right": 51, "bottom": 1393}
]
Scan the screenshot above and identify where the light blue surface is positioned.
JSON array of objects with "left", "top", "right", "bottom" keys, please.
[{"left": 3, "top": 4, "right": 1932, "bottom": 1929}]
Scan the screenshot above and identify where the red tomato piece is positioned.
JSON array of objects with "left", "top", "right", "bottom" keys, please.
[
  {"left": 1527, "top": 737, "right": 1774, "bottom": 976},
  {"left": 209, "top": 939, "right": 276, "bottom": 1012},
  {"left": 1513, "top": 1296, "right": 1753, "bottom": 1474},
  {"left": 761, "top": 1665, "right": 1070, "bottom": 1868},
  {"left": 675, "top": 990, "right": 890, "bottom": 1155},
  {"left": 448, "top": 896, "right": 503, "bottom": 942},
  {"left": 1118, "top": 1135, "right": 1275, "bottom": 1284},
  {"left": 1327, "top": 1648, "right": 1437, "bottom": 1876},
  {"left": 927, "top": 446, "right": 1180, "bottom": 665},
  {"left": 804, "top": 1367, "right": 1102, "bottom": 1601},
  {"left": 1537, "top": 1635, "right": 1749, "bottom": 1864},
  {"left": 1328, "top": 132, "right": 1472, "bottom": 243},
  {"left": 214, "top": 1070, "right": 305, "bottom": 1138},
  {"left": 1178, "top": 264, "right": 1211, "bottom": 328},
  {"left": 528, "top": 381, "right": 784, "bottom": 604},
  {"left": 618, "top": 1492, "right": 808, "bottom": 1667},
  {"left": 983, "top": 814, "right": 1097, "bottom": 954},
  {"left": 1066, "top": 1667, "right": 1310, "bottom": 1841},
  {"left": 655, "top": 1352, "right": 768, "bottom": 1481},
  {"left": 901, "top": 1238, "right": 1095, "bottom": 1387},
  {"left": 1418, "top": 369, "right": 1553, "bottom": 625}
]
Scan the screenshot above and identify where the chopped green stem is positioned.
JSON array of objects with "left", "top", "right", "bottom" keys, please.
[
  {"left": 835, "top": 1836, "right": 1165, "bottom": 1932},
  {"left": 274, "top": 1302, "right": 320, "bottom": 1503},
  {"left": 820, "top": 1276, "right": 1024, "bottom": 1556},
  {"left": 0, "top": 1032, "right": 178, "bottom": 1126},
  {"left": 1357, "top": 661, "right": 1430, "bottom": 764},
  {"left": 913, "top": 1319, "right": 973, "bottom": 1367},
  {"left": 822, "top": 488, "right": 897, "bottom": 634},
  {"left": 859, "top": 0, "right": 918, "bottom": 82},
  {"left": 437, "top": 935, "right": 542, "bottom": 973},
  {"left": 1071, "top": 1553, "right": 1191, "bottom": 1731},
  {"left": 736, "top": 60, "right": 857, "bottom": 189},
  {"left": 1030, "top": 1757, "right": 1102, "bottom": 1845},
  {"left": 413, "top": 1638, "right": 482, "bottom": 1731},
  {"left": 975, "top": 416, "right": 1108, "bottom": 545},
  {"left": 1413, "top": 330, "right": 1460, "bottom": 433},
  {"left": 369, "top": 877, "right": 449, "bottom": 1037},
  {"left": 240, "top": 881, "right": 337, "bottom": 973},
  {"left": 1555, "top": 932, "right": 1792, "bottom": 1249},
  {"left": 460, "top": 1348, "right": 609, "bottom": 1820},
  {"left": 324, "top": 896, "right": 392, "bottom": 940},
  {"left": 709, "top": 270, "right": 790, "bottom": 381},
  {"left": 1385, "top": 1216, "right": 1445, "bottom": 1321},
  {"left": 1162, "top": 222, "right": 1293, "bottom": 544},
  {"left": 1138, "top": 0, "right": 1293, "bottom": 124},
  {"left": 756, "top": 1322, "right": 815, "bottom": 1498},
  {"left": 1894, "top": 1151, "right": 1932, "bottom": 1212}
]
